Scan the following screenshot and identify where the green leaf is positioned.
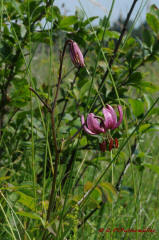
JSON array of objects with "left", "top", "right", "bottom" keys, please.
[
  {"left": 150, "top": 4, "right": 159, "bottom": 19},
  {"left": 148, "top": 107, "right": 159, "bottom": 116},
  {"left": 146, "top": 13, "right": 159, "bottom": 34},
  {"left": 46, "top": 6, "right": 61, "bottom": 22},
  {"left": 16, "top": 211, "right": 41, "bottom": 220},
  {"left": 83, "top": 16, "right": 98, "bottom": 26},
  {"left": 130, "top": 57, "right": 143, "bottom": 69},
  {"left": 143, "top": 28, "right": 154, "bottom": 47},
  {"left": 20, "top": 24, "right": 26, "bottom": 38},
  {"left": 105, "top": 30, "right": 120, "bottom": 40},
  {"left": 80, "top": 136, "right": 87, "bottom": 146},
  {"left": 59, "top": 16, "right": 77, "bottom": 29},
  {"left": 123, "top": 37, "right": 136, "bottom": 50},
  {"left": 99, "top": 182, "right": 117, "bottom": 203},
  {"left": 129, "top": 99, "right": 145, "bottom": 117},
  {"left": 138, "top": 81, "right": 159, "bottom": 93},
  {"left": 84, "top": 181, "right": 102, "bottom": 204},
  {"left": 31, "top": 32, "right": 50, "bottom": 43},
  {"left": 11, "top": 1, "right": 23, "bottom": 18},
  {"left": 128, "top": 72, "right": 142, "bottom": 84},
  {"left": 17, "top": 191, "right": 36, "bottom": 211},
  {"left": 100, "top": 182, "right": 117, "bottom": 196},
  {"left": 0, "top": 176, "right": 11, "bottom": 181},
  {"left": 63, "top": 113, "right": 73, "bottom": 121},
  {"left": 86, "top": 197, "right": 101, "bottom": 209},
  {"left": 31, "top": 6, "right": 46, "bottom": 22},
  {"left": 84, "top": 181, "right": 101, "bottom": 193},
  {"left": 144, "top": 94, "right": 154, "bottom": 109},
  {"left": 79, "top": 81, "right": 91, "bottom": 98},
  {"left": 11, "top": 84, "right": 30, "bottom": 108},
  {"left": 142, "top": 163, "right": 159, "bottom": 175},
  {"left": 139, "top": 124, "right": 151, "bottom": 133}
]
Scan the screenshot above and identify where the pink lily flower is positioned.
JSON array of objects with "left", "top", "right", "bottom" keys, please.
[
  {"left": 81, "top": 113, "right": 105, "bottom": 135},
  {"left": 81, "top": 104, "right": 123, "bottom": 135},
  {"left": 102, "top": 105, "right": 123, "bottom": 130},
  {"left": 68, "top": 40, "right": 85, "bottom": 67}
]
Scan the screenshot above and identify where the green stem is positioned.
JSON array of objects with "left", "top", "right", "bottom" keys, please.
[{"left": 90, "top": 0, "right": 139, "bottom": 111}]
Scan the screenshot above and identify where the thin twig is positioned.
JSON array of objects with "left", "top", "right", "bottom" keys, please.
[
  {"left": 61, "top": 148, "right": 77, "bottom": 188},
  {"left": 42, "top": 41, "right": 70, "bottom": 240},
  {"left": 52, "top": 40, "right": 70, "bottom": 111},
  {"left": 73, "top": 166, "right": 88, "bottom": 192},
  {"left": 69, "top": 125, "right": 84, "bottom": 142},
  {"left": 31, "top": 0, "right": 53, "bottom": 27},
  {"left": 29, "top": 87, "right": 52, "bottom": 112}
]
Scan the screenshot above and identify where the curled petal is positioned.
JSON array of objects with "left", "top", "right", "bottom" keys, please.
[
  {"left": 87, "top": 113, "right": 105, "bottom": 134},
  {"left": 113, "top": 105, "right": 123, "bottom": 129},
  {"left": 102, "top": 108, "right": 115, "bottom": 130},
  {"left": 81, "top": 115, "right": 96, "bottom": 135},
  {"left": 106, "top": 104, "right": 117, "bottom": 126}
]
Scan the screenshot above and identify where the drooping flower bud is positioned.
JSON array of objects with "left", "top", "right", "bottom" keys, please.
[
  {"left": 109, "top": 138, "right": 114, "bottom": 151},
  {"left": 114, "top": 138, "right": 119, "bottom": 148},
  {"left": 68, "top": 40, "right": 85, "bottom": 68},
  {"left": 99, "top": 141, "right": 107, "bottom": 152}
]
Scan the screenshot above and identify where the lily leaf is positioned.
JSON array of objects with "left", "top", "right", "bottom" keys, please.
[{"left": 142, "top": 163, "right": 159, "bottom": 175}]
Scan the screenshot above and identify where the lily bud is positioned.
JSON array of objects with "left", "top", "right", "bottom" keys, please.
[
  {"left": 114, "top": 138, "right": 119, "bottom": 148},
  {"left": 68, "top": 40, "right": 85, "bottom": 67},
  {"left": 109, "top": 138, "right": 114, "bottom": 152},
  {"left": 99, "top": 141, "right": 107, "bottom": 152}
]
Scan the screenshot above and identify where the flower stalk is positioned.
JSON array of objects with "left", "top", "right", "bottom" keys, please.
[{"left": 30, "top": 40, "right": 85, "bottom": 238}]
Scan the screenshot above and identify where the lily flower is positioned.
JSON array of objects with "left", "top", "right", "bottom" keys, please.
[
  {"left": 81, "top": 104, "right": 123, "bottom": 135},
  {"left": 68, "top": 40, "right": 85, "bottom": 67},
  {"left": 102, "top": 105, "right": 123, "bottom": 130},
  {"left": 81, "top": 113, "right": 105, "bottom": 135}
]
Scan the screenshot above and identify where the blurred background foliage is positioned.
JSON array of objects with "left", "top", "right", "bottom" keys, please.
[{"left": 0, "top": 0, "right": 159, "bottom": 239}]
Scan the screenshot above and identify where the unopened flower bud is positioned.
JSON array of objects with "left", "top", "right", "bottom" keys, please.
[
  {"left": 68, "top": 40, "right": 85, "bottom": 68},
  {"left": 109, "top": 138, "right": 114, "bottom": 151},
  {"left": 99, "top": 141, "right": 107, "bottom": 152},
  {"left": 114, "top": 138, "right": 119, "bottom": 148}
]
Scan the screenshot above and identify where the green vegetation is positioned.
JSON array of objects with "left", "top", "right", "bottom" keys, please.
[{"left": 0, "top": 1, "right": 159, "bottom": 239}]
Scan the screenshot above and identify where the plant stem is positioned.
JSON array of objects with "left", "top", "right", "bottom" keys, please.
[
  {"left": 61, "top": 148, "right": 76, "bottom": 188},
  {"left": 46, "top": 112, "right": 59, "bottom": 221},
  {"left": 115, "top": 140, "right": 137, "bottom": 191},
  {"left": 91, "top": 0, "right": 139, "bottom": 111},
  {"left": 44, "top": 40, "right": 70, "bottom": 227},
  {"left": 78, "top": 140, "right": 137, "bottom": 228},
  {"left": 58, "top": 49, "right": 88, "bottom": 127},
  {"left": 52, "top": 40, "right": 70, "bottom": 111},
  {"left": 76, "top": 92, "right": 159, "bottom": 228}
]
